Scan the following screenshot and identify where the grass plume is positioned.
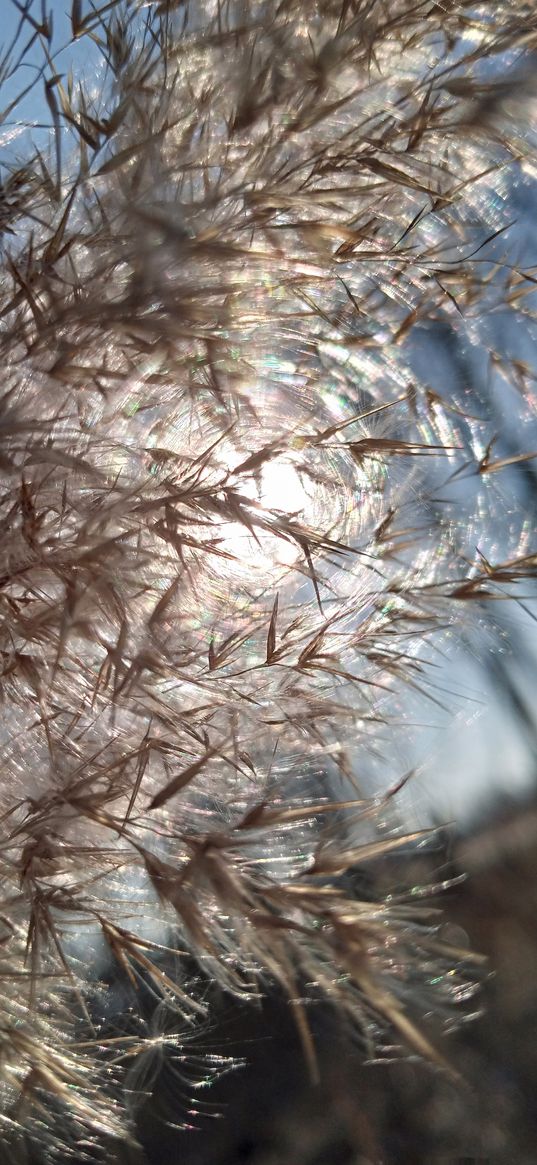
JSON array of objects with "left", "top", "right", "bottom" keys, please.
[{"left": 0, "top": 0, "right": 536, "bottom": 1158}]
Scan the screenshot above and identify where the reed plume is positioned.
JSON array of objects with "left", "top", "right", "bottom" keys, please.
[{"left": 0, "top": 0, "right": 536, "bottom": 1158}]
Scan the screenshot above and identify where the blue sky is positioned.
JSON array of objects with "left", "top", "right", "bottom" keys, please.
[{"left": 1, "top": 0, "right": 99, "bottom": 149}]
